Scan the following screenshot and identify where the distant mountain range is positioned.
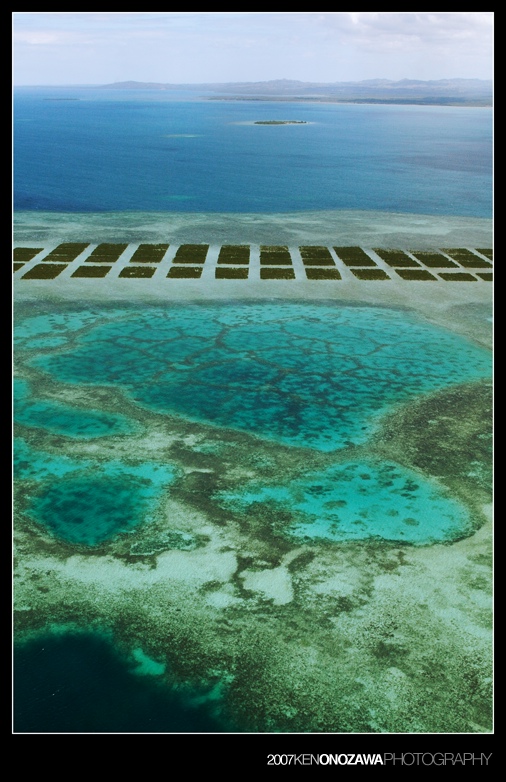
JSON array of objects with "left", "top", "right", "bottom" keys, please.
[{"left": 98, "top": 78, "right": 493, "bottom": 106}]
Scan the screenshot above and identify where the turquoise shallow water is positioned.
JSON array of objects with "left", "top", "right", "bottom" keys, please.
[
  {"left": 14, "top": 378, "right": 138, "bottom": 439},
  {"left": 14, "top": 439, "right": 177, "bottom": 545},
  {"left": 216, "top": 459, "right": 472, "bottom": 545},
  {"left": 19, "top": 302, "right": 492, "bottom": 451}
]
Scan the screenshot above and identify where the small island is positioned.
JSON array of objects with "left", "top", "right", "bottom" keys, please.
[{"left": 253, "top": 120, "right": 307, "bottom": 125}]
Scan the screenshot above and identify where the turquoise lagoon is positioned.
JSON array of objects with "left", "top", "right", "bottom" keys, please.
[{"left": 15, "top": 301, "right": 492, "bottom": 547}]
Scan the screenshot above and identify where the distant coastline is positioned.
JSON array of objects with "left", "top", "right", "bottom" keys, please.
[
  {"left": 101, "top": 78, "right": 493, "bottom": 108},
  {"left": 17, "top": 78, "right": 492, "bottom": 108}
]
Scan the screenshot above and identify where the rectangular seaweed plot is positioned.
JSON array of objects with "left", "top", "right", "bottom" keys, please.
[
  {"left": 129, "top": 244, "right": 169, "bottom": 263},
  {"left": 172, "top": 244, "right": 209, "bottom": 264},
  {"left": 438, "top": 272, "right": 478, "bottom": 281},
  {"left": 260, "top": 246, "right": 293, "bottom": 265},
  {"left": 476, "top": 272, "right": 493, "bottom": 281},
  {"left": 14, "top": 247, "right": 44, "bottom": 262},
  {"left": 260, "top": 267, "right": 295, "bottom": 280},
  {"left": 21, "top": 264, "right": 67, "bottom": 280},
  {"left": 305, "top": 268, "right": 341, "bottom": 280},
  {"left": 85, "top": 244, "right": 128, "bottom": 263},
  {"left": 13, "top": 263, "right": 26, "bottom": 272},
  {"left": 167, "top": 266, "right": 203, "bottom": 278},
  {"left": 333, "top": 247, "right": 377, "bottom": 267},
  {"left": 410, "top": 252, "right": 458, "bottom": 269},
  {"left": 217, "top": 245, "right": 250, "bottom": 265},
  {"left": 373, "top": 249, "right": 420, "bottom": 268},
  {"left": 215, "top": 267, "right": 249, "bottom": 279},
  {"left": 299, "top": 246, "right": 336, "bottom": 267},
  {"left": 476, "top": 248, "right": 493, "bottom": 260},
  {"left": 119, "top": 266, "right": 156, "bottom": 278},
  {"left": 71, "top": 265, "right": 112, "bottom": 278},
  {"left": 394, "top": 269, "right": 437, "bottom": 281},
  {"left": 439, "top": 248, "right": 492, "bottom": 269},
  {"left": 42, "top": 243, "right": 90, "bottom": 263},
  {"left": 350, "top": 268, "right": 391, "bottom": 280}
]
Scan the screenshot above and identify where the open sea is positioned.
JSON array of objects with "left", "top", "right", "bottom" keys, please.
[
  {"left": 13, "top": 87, "right": 493, "bottom": 734},
  {"left": 14, "top": 86, "right": 492, "bottom": 235}
]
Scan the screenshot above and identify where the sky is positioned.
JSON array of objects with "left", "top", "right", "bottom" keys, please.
[{"left": 12, "top": 11, "right": 494, "bottom": 86}]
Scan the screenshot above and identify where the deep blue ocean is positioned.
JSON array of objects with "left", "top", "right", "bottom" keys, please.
[{"left": 14, "top": 87, "right": 492, "bottom": 218}]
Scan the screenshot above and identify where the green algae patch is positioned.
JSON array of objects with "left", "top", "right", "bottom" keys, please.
[
  {"left": 172, "top": 244, "right": 209, "bottom": 264},
  {"left": 86, "top": 243, "right": 128, "bottom": 263},
  {"left": 334, "top": 247, "right": 377, "bottom": 266},
  {"left": 441, "top": 248, "right": 492, "bottom": 268},
  {"left": 22, "top": 263, "right": 66, "bottom": 280},
  {"left": 71, "top": 265, "right": 111, "bottom": 278},
  {"left": 129, "top": 244, "right": 169, "bottom": 263},
  {"left": 299, "top": 247, "right": 335, "bottom": 266},
  {"left": 14, "top": 263, "right": 25, "bottom": 272},
  {"left": 351, "top": 268, "right": 390, "bottom": 280},
  {"left": 410, "top": 252, "right": 459, "bottom": 268},
  {"left": 475, "top": 248, "right": 493, "bottom": 260},
  {"left": 42, "top": 243, "right": 89, "bottom": 263},
  {"left": 260, "top": 246, "right": 292, "bottom": 265},
  {"left": 373, "top": 249, "right": 420, "bottom": 268},
  {"left": 305, "top": 268, "right": 341, "bottom": 280},
  {"left": 477, "top": 272, "right": 493, "bottom": 281},
  {"left": 394, "top": 269, "right": 437, "bottom": 281},
  {"left": 167, "top": 266, "right": 203, "bottom": 278},
  {"left": 216, "top": 459, "right": 473, "bottom": 545},
  {"left": 14, "top": 247, "right": 43, "bottom": 262},
  {"left": 215, "top": 267, "right": 249, "bottom": 279},
  {"left": 119, "top": 266, "right": 156, "bottom": 278},
  {"left": 438, "top": 272, "right": 477, "bottom": 281},
  {"left": 260, "top": 267, "right": 296, "bottom": 279},
  {"left": 217, "top": 245, "right": 250, "bottom": 265}
]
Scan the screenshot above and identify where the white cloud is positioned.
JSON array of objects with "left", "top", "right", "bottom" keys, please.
[{"left": 12, "top": 11, "right": 494, "bottom": 85}]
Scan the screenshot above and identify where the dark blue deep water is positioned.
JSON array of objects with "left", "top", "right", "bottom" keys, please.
[
  {"left": 14, "top": 87, "right": 492, "bottom": 217},
  {"left": 14, "top": 631, "right": 234, "bottom": 733}
]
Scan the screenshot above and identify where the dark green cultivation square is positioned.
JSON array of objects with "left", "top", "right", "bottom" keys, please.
[
  {"left": 14, "top": 247, "right": 43, "bottom": 262},
  {"left": 167, "top": 266, "right": 203, "bottom": 278},
  {"left": 119, "top": 266, "right": 156, "bottom": 278},
  {"left": 21, "top": 264, "right": 66, "bottom": 280},
  {"left": 305, "top": 268, "right": 342, "bottom": 280},
  {"left": 476, "top": 272, "right": 493, "bottom": 281},
  {"left": 260, "top": 246, "right": 292, "bottom": 265},
  {"left": 334, "top": 247, "right": 377, "bottom": 266},
  {"left": 71, "top": 265, "right": 112, "bottom": 278},
  {"left": 373, "top": 249, "right": 420, "bottom": 268},
  {"left": 439, "top": 248, "right": 492, "bottom": 269},
  {"left": 86, "top": 244, "right": 128, "bottom": 262},
  {"left": 13, "top": 263, "right": 25, "bottom": 272},
  {"left": 410, "top": 252, "right": 459, "bottom": 268},
  {"left": 215, "top": 267, "right": 249, "bottom": 279},
  {"left": 476, "top": 248, "right": 493, "bottom": 260},
  {"left": 351, "top": 268, "right": 390, "bottom": 280},
  {"left": 299, "top": 246, "right": 335, "bottom": 266},
  {"left": 129, "top": 244, "right": 169, "bottom": 263},
  {"left": 438, "top": 272, "right": 477, "bottom": 281},
  {"left": 217, "top": 245, "right": 250, "bottom": 265},
  {"left": 260, "top": 267, "right": 295, "bottom": 280},
  {"left": 394, "top": 269, "right": 437, "bottom": 281},
  {"left": 173, "top": 244, "right": 209, "bottom": 264},
  {"left": 43, "top": 243, "right": 90, "bottom": 263}
]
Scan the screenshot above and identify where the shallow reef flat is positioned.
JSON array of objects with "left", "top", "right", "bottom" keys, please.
[{"left": 13, "top": 282, "right": 493, "bottom": 733}]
